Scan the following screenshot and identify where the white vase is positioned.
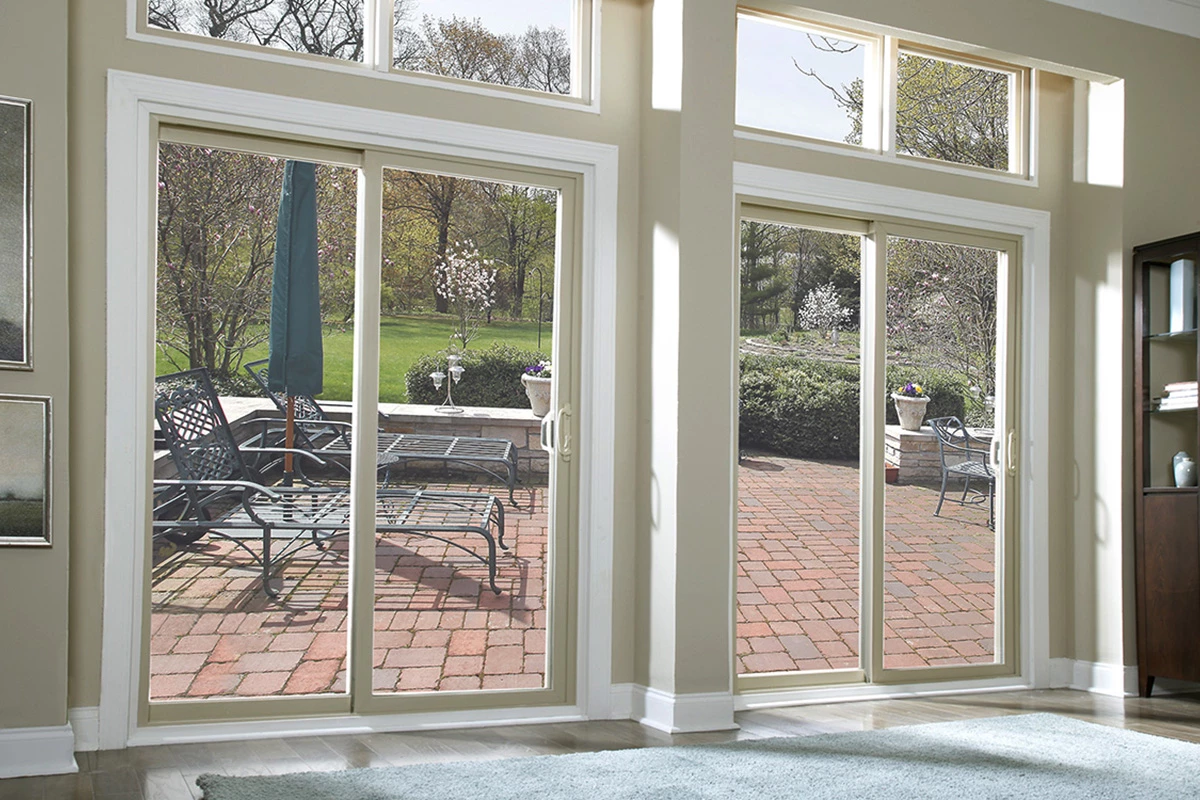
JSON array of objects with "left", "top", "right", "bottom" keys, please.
[
  {"left": 891, "top": 393, "right": 931, "bottom": 432},
  {"left": 521, "top": 374, "right": 553, "bottom": 418},
  {"left": 1175, "top": 456, "right": 1197, "bottom": 487}
]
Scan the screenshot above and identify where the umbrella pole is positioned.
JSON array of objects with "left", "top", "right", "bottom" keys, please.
[{"left": 284, "top": 395, "right": 295, "bottom": 487}]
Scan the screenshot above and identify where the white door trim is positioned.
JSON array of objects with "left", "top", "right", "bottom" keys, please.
[
  {"left": 731, "top": 162, "right": 1053, "bottom": 695},
  {"left": 101, "top": 69, "right": 619, "bottom": 748}
]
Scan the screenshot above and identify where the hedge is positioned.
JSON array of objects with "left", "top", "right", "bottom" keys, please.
[
  {"left": 404, "top": 343, "right": 545, "bottom": 408},
  {"left": 739, "top": 354, "right": 969, "bottom": 460}
]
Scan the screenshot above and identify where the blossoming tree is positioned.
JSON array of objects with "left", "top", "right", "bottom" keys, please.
[{"left": 436, "top": 240, "right": 498, "bottom": 351}]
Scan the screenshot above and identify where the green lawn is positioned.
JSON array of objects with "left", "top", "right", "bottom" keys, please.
[{"left": 157, "top": 314, "right": 551, "bottom": 403}]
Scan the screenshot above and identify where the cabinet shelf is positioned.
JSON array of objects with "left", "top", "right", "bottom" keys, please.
[
  {"left": 1143, "top": 486, "right": 1199, "bottom": 494},
  {"left": 1145, "top": 328, "right": 1198, "bottom": 341},
  {"left": 1149, "top": 405, "right": 1199, "bottom": 415}
]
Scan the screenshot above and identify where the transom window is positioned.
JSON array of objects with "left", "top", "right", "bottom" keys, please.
[
  {"left": 735, "top": 10, "right": 1029, "bottom": 177},
  {"left": 142, "top": 0, "right": 589, "bottom": 101}
]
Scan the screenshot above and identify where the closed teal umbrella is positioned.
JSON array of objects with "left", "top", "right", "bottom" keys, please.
[{"left": 268, "top": 161, "right": 323, "bottom": 484}]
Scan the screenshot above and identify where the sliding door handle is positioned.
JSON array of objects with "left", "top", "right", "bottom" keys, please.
[{"left": 1006, "top": 429, "right": 1017, "bottom": 477}]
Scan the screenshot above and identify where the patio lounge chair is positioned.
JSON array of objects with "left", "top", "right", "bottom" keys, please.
[
  {"left": 243, "top": 358, "right": 521, "bottom": 506},
  {"left": 927, "top": 416, "right": 995, "bottom": 529},
  {"left": 152, "top": 368, "right": 507, "bottom": 596}
]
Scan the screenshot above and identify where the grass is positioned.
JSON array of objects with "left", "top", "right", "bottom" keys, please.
[
  {"left": 0, "top": 499, "right": 45, "bottom": 539},
  {"left": 157, "top": 313, "right": 552, "bottom": 404}
]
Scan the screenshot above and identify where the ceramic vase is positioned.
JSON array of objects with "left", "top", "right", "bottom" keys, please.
[
  {"left": 891, "top": 394, "right": 931, "bottom": 432},
  {"left": 522, "top": 374, "right": 552, "bottom": 418}
]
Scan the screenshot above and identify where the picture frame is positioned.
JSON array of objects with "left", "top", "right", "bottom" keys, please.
[
  {"left": 0, "top": 95, "right": 32, "bottom": 370},
  {"left": 0, "top": 394, "right": 51, "bottom": 546}
]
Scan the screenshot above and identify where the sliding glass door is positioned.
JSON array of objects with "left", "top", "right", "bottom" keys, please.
[
  {"left": 735, "top": 206, "right": 1019, "bottom": 692},
  {"left": 144, "top": 128, "right": 579, "bottom": 724}
]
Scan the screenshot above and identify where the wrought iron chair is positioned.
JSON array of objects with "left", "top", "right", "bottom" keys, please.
[
  {"left": 927, "top": 416, "right": 995, "bottom": 529},
  {"left": 153, "top": 368, "right": 507, "bottom": 595},
  {"left": 243, "top": 358, "right": 521, "bottom": 506}
]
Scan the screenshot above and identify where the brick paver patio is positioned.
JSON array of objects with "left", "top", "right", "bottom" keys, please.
[
  {"left": 149, "top": 478, "right": 547, "bottom": 700},
  {"left": 737, "top": 452, "right": 996, "bottom": 675},
  {"left": 149, "top": 454, "right": 996, "bottom": 700}
]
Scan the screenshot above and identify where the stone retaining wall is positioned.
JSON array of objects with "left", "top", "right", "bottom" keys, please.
[
  {"left": 156, "top": 399, "right": 549, "bottom": 481},
  {"left": 885, "top": 424, "right": 992, "bottom": 484}
]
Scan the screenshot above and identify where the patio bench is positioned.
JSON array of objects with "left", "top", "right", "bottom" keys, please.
[
  {"left": 153, "top": 368, "right": 508, "bottom": 596},
  {"left": 243, "top": 359, "right": 521, "bottom": 506}
]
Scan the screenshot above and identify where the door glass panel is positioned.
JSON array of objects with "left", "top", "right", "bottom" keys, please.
[
  {"left": 150, "top": 142, "right": 358, "bottom": 700},
  {"left": 737, "top": 220, "right": 863, "bottom": 675},
  {"left": 882, "top": 236, "right": 1001, "bottom": 669},
  {"left": 372, "top": 168, "right": 556, "bottom": 693}
]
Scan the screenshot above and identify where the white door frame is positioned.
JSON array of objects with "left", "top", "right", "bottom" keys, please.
[
  {"left": 731, "top": 162, "right": 1052, "bottom": 708},
  {"left": 100, "top": 70, "right": 619, "bottom": 748}
]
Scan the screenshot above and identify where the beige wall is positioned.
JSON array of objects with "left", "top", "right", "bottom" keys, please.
[
  {"left": 0, "top": 0, "right": 1192, "bottom": 732},
  {"left": 0, "top": 0, "right": 71, "bottom": 730}
]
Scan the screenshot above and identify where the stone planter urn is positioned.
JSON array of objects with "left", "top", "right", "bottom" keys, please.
[
  {"left": 522, "top": 374, "right": 553, "bottom": 418},
  {"left": 891, "top": 393, "right": 931, "bottom": 431}
]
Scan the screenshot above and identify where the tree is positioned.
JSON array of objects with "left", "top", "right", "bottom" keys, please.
[
  {"left": 155, "top": 144, "right": 282, "bottom": 378},
  {"left": 794, "top": 283, "right": 852, "bottom": 341},
  {"left": 481, "top": 183, "right": 557, "bottom": 318},
  {"left": 887, "top": 238, "right": 998, "bottom": 397},
  {"left": 519, "top": 26, "right": 572, "bottom": 95},
  {"left": 740, "top": 221, "right": 788, "bottom": 330},
  {"left": 146, "top": 0, "right": 392, "bottom": 60},
  {"left": 436, "top": 241, "right": 497, "bottom": 351},
  {"left": 796, "top": 39, "right": 1009, "bottom": 169}
]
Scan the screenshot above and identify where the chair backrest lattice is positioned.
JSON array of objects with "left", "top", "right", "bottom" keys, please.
[
  {"left": 244, "top": 358, "right": 351, "bottom": 450},
  {"left": 155, "top": 368, "right": 254, "bottom": 483},
  {"left": 927, "top": 416, "right": 992, "bottom": 476}
]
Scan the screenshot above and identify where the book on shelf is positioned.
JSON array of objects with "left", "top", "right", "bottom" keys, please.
[{"left": 1163, "top": 380, "right": 1198, "bottom": 393}]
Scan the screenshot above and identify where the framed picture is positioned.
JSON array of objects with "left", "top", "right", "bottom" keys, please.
[
  {"left": 0, "top": 394, "right": 51, "bottom": 546},
  {"left": 0, "top": 96, "right": 32, "bottom": 370}
]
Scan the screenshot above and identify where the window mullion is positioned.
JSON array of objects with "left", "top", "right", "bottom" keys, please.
[
  {"left": 363, "top": 0, "right": 392, "bottom": 73},
  {"left": 879, "top": 36, "right": 899, "bottom": 156}
]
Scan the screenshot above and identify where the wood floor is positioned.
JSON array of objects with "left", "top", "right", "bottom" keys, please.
[{"left": 5, "top": 689, "right": 1199, "bottom": 799}]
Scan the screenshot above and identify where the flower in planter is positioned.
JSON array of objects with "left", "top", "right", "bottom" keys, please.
[
  {"left": 524, "top": 361, "right": 552, "bottom": 378},
  {"left": 895, "top": 381, "right": 926, "bottom": 397}
]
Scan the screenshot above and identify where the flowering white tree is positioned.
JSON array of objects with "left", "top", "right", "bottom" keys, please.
[
  {"left": 794, "top": 282, "right": 853, "bottom": 341},
  {"left": 436, "top": 240, "right": 497, "bottom": 350}
]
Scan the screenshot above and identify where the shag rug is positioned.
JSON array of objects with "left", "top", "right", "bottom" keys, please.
[{"left": 197, "top": 713, "right": 1200, "bottom": 799}]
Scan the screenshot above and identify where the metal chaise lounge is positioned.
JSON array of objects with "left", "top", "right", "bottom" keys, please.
[
  {"left": 243, "top": 358, "right": 521, "bottom": 506},
  {"left": 152, "top": 368, "right": 507, "bottom": 596}
]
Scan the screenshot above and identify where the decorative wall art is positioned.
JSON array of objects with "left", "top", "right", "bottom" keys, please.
[
  {"left": 0, "top": 96, "right": 32, "bottom": 369},
  {"left": 0, "top": 395, "right": 51, "bottom": 546}
]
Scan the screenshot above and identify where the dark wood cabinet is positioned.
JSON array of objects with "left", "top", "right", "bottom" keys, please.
[{"left": 1134, "top": 231, "right": 1200, "bottom": 696}]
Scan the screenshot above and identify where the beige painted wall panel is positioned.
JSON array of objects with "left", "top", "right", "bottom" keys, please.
[
  {"left": 0, "top": 0, "right": 70, "bottom": 729},
  {"left": 57, "top": 0, "right": 1200, "bottom": 717}
]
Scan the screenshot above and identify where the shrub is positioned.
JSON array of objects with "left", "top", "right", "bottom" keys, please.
[
  {"left": 739, "top": 354, "right": 969, "bottom": 459},
  {"left": 405, "top": 343, "right": 546, "bottom": 408}
]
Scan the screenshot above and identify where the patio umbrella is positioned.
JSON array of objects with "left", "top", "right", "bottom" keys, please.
[{"left": 267, "top": 160, "right": 323, "bottom": 485}]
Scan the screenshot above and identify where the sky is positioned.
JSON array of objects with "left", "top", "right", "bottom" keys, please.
[
  {"left": 400, "top": 0, "right": 572, "bottom": 36},
  {"left": 736, "top": 16, "right": 864, "bottom": 143},
  {"left": 0, "top": 399, "right": 45, "bottom": 499}
]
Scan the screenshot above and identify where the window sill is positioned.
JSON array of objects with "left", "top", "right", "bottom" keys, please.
[{"left": 734, "top": 127, "right": 1037, "bottom": 189}]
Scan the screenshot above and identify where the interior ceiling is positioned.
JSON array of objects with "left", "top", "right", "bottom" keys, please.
[{"left": 1042, "top": 0, "right": 1200, "bottom": 39}]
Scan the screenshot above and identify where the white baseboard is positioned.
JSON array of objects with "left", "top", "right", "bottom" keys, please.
[
  {"left": 1049, "top": 658, "right": 1137, "bottom": 696},
  {"left": 629, "top": 686, "right": 737, "bottom": 733},
  {"left": 0, "top": 724, "right": 78, "bottom": 778},
  {"left": 69, "top": 706, "right": 101, "bottom": 752},
  {"left": 609, "top": 683, "right": 634, "bottom": 720}
]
